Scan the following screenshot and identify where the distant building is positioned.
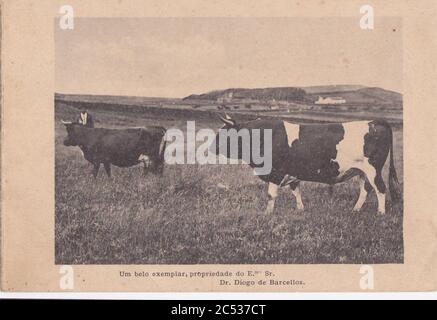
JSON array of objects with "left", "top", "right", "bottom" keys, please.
[
  {"left": 315, "top": 96, "right": 346, "bottom": 105},
  {"left": 217, "top": 92, "right": 233, "bottom": 103}
]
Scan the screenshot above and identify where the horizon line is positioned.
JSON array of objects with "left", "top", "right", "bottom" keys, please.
[{"left": 54, "top": 84, "right": 402, "bottom": 100}]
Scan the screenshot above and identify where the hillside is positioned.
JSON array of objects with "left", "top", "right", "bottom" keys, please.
[
  {"left": 184, "top": 85, "right": 402, "bottom": 106},
  {"left": 183, "top": 87, "right": 306, "bottom": 102},
  {"left": 302, "top": 85, "right": 366, "bottom": 94},
  {"left": 304, "top": 87, "right": 402, "bottom": 105},
  {"left": 356, "top": 87, "right": 403, "bottom": 104}
]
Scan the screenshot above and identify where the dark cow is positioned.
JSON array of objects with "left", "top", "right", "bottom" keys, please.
[
  {"left": 212, "top": 115, "right": 401, "bottom": 214},
  {"left": 61, "top": 121, "right": 166, "bottom": 178}
]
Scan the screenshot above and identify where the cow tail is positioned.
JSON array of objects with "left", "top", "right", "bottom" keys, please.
[{"left": 385, "top": 122, "right": 402, "bottom": 203}]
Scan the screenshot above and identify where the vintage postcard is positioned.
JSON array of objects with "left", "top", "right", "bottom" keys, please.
[{"left": 1, "top": 0, "right": 436, "bottom": 293}]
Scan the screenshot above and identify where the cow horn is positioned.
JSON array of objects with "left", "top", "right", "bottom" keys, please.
[
  {"left": 61, "top": 120, "right": 73, "bottom": 124},
  {"left": 219, "top": 114, "right": 235, "bottom": 126}
]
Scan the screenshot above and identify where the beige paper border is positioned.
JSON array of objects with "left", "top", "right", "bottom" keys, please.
[{"left": 1, "top": 0, "right": 437, "bottom": 292}]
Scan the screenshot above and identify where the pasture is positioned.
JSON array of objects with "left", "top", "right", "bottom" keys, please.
[{"left": 55, "top": 101, "right": 404, "bottom": 264}]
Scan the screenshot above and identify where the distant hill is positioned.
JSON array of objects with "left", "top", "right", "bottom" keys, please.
[
  {"left": 356, "top": 87, "right": 402, "bottom": 104},
  {"left": 302, "top": 85, "right": 366, "bottom": 94},
  {"left": 304, "top": 87, "right": 402, "bottom": 105},
  {"left": 183, "top": 87, "right": 306, "bottom": 102},
  {"left": 184, "top": 85, "right": 402, "bottom": 106}
]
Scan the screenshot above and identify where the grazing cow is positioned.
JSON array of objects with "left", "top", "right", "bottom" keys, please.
[
  {"left": 212, "top": 115, "right": 401, "bottom": 214},
  {"left": 61, "top": 121, "right": 166, "bottom": 178}
]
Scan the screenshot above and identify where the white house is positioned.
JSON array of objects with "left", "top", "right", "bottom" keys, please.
[
  {"left": 217, "top": 92, "right": 233, "bottom": 103},
  {"left": 315, "top": 96, "right": 346, "bottom": 105}
]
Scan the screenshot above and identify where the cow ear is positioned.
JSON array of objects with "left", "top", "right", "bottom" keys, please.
[{"left": 219, "top": 114, "right": 236, "bottom": 126}]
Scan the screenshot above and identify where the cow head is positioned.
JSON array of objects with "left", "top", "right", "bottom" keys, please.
[
  {"left": 210, "top": 114, "right": 244, "bottom": 159},
  {"left": 210, "top": 114, "right": 273, "bottom": 175},
  {"left": 61, "top": 120, "right": 81, "bottom": 146}
]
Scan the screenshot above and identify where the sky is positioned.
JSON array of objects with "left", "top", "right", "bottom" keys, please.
[{"left": 55, "top": 17, "right": 402, "bottom": 98}]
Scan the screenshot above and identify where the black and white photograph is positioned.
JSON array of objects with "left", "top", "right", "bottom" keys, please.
[{"left": 54, "top": 17, "right": 404, "bottom": 265}]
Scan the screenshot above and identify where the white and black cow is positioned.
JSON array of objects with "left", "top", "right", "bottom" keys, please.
[{"left": 212, "top": 115, "right": 401, "bottom": 215}]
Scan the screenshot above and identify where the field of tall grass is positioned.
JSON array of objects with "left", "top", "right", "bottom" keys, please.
[{"left": 55, "top": 102, "right": 403, "bottom": 264}]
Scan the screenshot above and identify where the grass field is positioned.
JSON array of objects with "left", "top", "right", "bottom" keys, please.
[{"left": 55, "top": 102, "right": 404, "bottom": 264}]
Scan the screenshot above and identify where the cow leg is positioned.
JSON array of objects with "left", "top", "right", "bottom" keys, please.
[
  {"left": 265, "top": 182, "right": 279, "bottom": 214},
  {"left": 138, "top": 154, "right": 150, "bottom": 176},
  {"left": 374, "top": 169, "right": 387, "bottom": 215},
  {"left": 362, "top": 164, "right": 386, "bottom": 214},
  {"left": 290, "top": 182, "right": 304, "bottom": 211},
  {"left": 92, "top": 163, "right": 100, "bottom": 178},
  {"left": 104, "top": 162, "right": 111, "bottom": 177},
  {"left": 143, "top": 163, "right": 148, "bottom": 176},
  {"left": 352, "top": 176, "right": 368, "bottom": 212},
  {"left": 334, "top": 168, "right": 371, "bottom": 213}
]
